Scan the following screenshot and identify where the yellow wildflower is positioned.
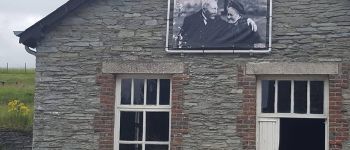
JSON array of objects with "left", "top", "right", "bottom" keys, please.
[
  {"left": 20, "top": 105, "right": 30, "bottom": 115},
  {"left": 7, "top": 100, "right": 31, "bottom": 115},
  {"left": 7, "top": 100, "right": 19, "bottom": 112}
]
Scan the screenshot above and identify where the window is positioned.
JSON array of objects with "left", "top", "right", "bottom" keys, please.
[
  {"left": 259, "top": 79, "right": 326, "bottom": 117},
  {"left": 257, "top": 76, "right": 329, "bottom": 150},
  {"left": 115, "top": 76, "right": 171, "bottom": 150}
]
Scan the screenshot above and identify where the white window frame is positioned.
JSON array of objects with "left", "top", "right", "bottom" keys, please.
[
  {"left": 114, "top": 74, "right": 172, "bottom": 150},
  {"left": 256, "top": 75, "right": 329, "bottom": 150}
]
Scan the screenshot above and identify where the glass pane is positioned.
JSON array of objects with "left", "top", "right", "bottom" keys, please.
[
  {"left": 159, "top": 79, "right": 170, "bottom": 105},
  {"left": 278, "top": 81, "right": 291, "bottom": 113},
  {"left": 146, "top": 112, "right": 169, "bottom": 141},
  {"left": 310, "top": 81, "right": 324, "bottom": 114},
  {"left": 121, "top": 79, "right": 132, "bottom": 104},
  {"left": 147, "top": 79, "right": 157, "bottom": 105},
  {"left": 120, "top": 111, "right": 143, "bottom": 141},
  {"left": 261, "top": 80, "right": 275, "bottom": 113},
  {"left": 294, "top": 81, "right": 307, "bottom": 114},
  {"left": 145, "top": 145, "right": 168, "bottom": 150},
  {"left": 279, "top": 118, "right": 325, "bottom": 150},
  {"left": 134, "top": 79, "right": 144, "bottom": 105},
  {"left": 119, "top": 144, "right": 142, "bottom": 150}
]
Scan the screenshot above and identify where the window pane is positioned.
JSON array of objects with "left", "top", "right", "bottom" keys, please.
[
  {"left": 147, "top": 79, "right": 157, "bottom": 105},
  {"left": 121, "top": 79, "right": 132, "bottom": 104},
  {"left": 278, "top": 81, "right": 291, "bottom": 113},
  {"left": 310, "top": 81, "right": 324, "bottom": 114},
  {"left": 134, "top": 79, "right": 144, "bottom": 105},
  {"left": 146, "top": 112, "right": 169, "bottom": 141},
  {"left": 261, "top": 80, "right": 275, "bottom": 113},
  {"left": 279, "top": 118, "right": 325, "bottom": 150},
  {"left": 294, "top": 81, "right": 307, "bottom": 114},
  {"left": 145, "top": 145, "right": 168, "bottom": 150},
  {"left": 120, "top": 112, "right": 143, "bottom": 141},
  {"left": 159, "top": 79, "right": 170, "bottom": 105},
  {"left": 119, "top": 144, "right": 142, "bottom": 150}
]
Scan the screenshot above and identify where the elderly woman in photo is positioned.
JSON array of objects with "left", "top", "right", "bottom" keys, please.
[{"left": 224, "top": 0, "right": 262, "bottom": 49}]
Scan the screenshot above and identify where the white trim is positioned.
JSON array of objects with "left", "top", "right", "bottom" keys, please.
[
  {"left": 325, "top": 118, "right": 329, "bottom": 150},
  {"left": 269, "top": 0, "right": 273, "bottom": 49},
  {"left": 142, "top": 111, "right": 146, "bottom": 150},
  {"left": 115, "top": 76, "right": 172, "bottom": 150},
  {"left": 168, "top": 109, "right": 172, "bottom": 148},
  {"left": 258, "top": 113, "right": 327, "bottom": 119},
  {"left": 274, "top": 80, "right": 278, "bottom": 113},
  {"left": 165, "top": 0, "right": 171, "bottom": 54},
  {"left": 257, "top": 80, "right": 262, "bottom": 115},
  {"left": 307, "top": 80, "right": 311, "bottom": 114},
  {"left": 157, "top": 79, "right": 160, "bottom": 105},
  {"left": 165, "top": 48, "right": 272, "bottom": 54},
  {"left": 168, "top": 80, "right": 173, "bottom": 148},
  {"left": 256, "top": 76, "right": 329, "bottom": 150},
  {"left": 116, "top": 79, "right": 122, "bottom": 107},
  {"left": 115, "top": 109, "right": 121, "bottom": 149},
  {"left": 324, "top": 80, "right": 329, "bottom": 117},
  {"left": 115, "top": 107, "right": 171, "bottom": 111},
  {"left": 258, "top": 75, "right": 328, "bottom": 80},
  {"left": 291, "top": 81, "right": 294, "bottom": 113},
  {"left": 324, "top": 79, "right": 330, "bottom": 150},
  {"left": 143, "top": 79, "right": 147, "bottom": 105},
  {"left": 119, "top": 141, "right": 170, "bottom": 145},
  {"left": 117, "top": 74, "right": 173, "bottom": 79},
  {"left": 114, "top": 79, "right": 122, "bottom": 150},
  {"left": 131, "top": 79, "right": 134, "bottom": 105}
]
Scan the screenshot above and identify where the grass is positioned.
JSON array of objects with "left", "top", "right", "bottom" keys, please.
[
  {"left": 0, "top": 72, "right": 35, "bottom": 105},
  {"left": 0, "top": 105, "right": 33, "bottom": 132},
  {"left": 0, "top": 68, "right": 35, "bottom": 74},
  {"left": 0, "top": 69, "right": 34, "bottom": 132}
]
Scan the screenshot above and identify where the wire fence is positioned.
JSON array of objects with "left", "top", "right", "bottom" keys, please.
[{"left": 0, "top": 63, "right": 35, "bottom": 74}]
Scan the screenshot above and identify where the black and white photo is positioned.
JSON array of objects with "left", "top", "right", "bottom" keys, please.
[{"left": 168, "top": 0, "right": 270, "bottom": 51}]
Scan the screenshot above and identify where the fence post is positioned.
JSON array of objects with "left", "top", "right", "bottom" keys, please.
[
  {"left": 25, "top": 63, "right": 27, "bottom": 73},
  {"left": 6, "top": 63, "right": 8, "bottom": 72}
]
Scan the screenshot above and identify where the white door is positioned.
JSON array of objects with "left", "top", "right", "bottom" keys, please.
[{"left": 257, "top": 118, "right": 279, "bottom": 150}]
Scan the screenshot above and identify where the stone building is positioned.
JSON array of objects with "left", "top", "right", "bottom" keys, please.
[{"left": 15, "top": 0, "right": 350, "bottom": 149}]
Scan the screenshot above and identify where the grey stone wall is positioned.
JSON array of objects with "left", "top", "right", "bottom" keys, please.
[
  {"left": 33, "top": 0, "right": 350, "bottom": 149},
  {"left": 0, "top": 130, "right": 32, "bottom": 150}
]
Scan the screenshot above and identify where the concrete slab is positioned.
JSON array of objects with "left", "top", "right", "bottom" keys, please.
[
  {"left": 246, "top": 62, "right": 339, "bottom": 75},
  {"left": 102, "top": 62, "right": 185, "bottom": 74}
]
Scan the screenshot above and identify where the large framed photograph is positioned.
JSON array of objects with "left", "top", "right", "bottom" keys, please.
[{"left": 166, "top": 0, "right": 272, "bottom": 53}]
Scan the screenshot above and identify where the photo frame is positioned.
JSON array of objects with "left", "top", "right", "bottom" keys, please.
[{"left": 166, "top": 0, "right": 272, "bottom": 53}]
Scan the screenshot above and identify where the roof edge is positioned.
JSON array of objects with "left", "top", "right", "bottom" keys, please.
[{"left": 18, "top": 0, "right": 92, "bottom": 48}]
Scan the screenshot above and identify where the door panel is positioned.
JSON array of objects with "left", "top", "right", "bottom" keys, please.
[{"left": 257, "top": 118, "right": 279, "bottom": 150}]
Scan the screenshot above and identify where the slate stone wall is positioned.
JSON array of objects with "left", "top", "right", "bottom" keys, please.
[
  {"left": 33, "top": 0, "right": 350, "bottom": 149},
  {"left": 0, "top": 130, "right": 32, "bottom": 150}
]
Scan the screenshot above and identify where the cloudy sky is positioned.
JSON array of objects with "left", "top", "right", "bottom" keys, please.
[{"left": 0, "top": 0, "right": 69, "bottom": 68}]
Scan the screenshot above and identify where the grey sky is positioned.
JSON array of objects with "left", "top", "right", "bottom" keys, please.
[{"left": 0, "top": 0, "right": 69, "bottom": 68}]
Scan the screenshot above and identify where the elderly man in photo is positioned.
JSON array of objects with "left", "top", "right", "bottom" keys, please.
[{"left": 178, "top": 0, "right": 257, "bottom": 49}]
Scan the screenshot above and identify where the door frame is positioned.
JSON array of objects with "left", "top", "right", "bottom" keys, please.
[{"left": 256, "top": 76, "right": 329, "bottom": 150}]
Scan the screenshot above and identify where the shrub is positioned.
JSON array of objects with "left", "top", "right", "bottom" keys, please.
[{"left": 0, "top": 100, "right": 33, "bottom": 132}]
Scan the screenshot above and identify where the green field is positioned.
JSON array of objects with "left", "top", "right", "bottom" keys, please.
[{"left": 0, "top": 69, "right": 35, "bottom": 132}]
